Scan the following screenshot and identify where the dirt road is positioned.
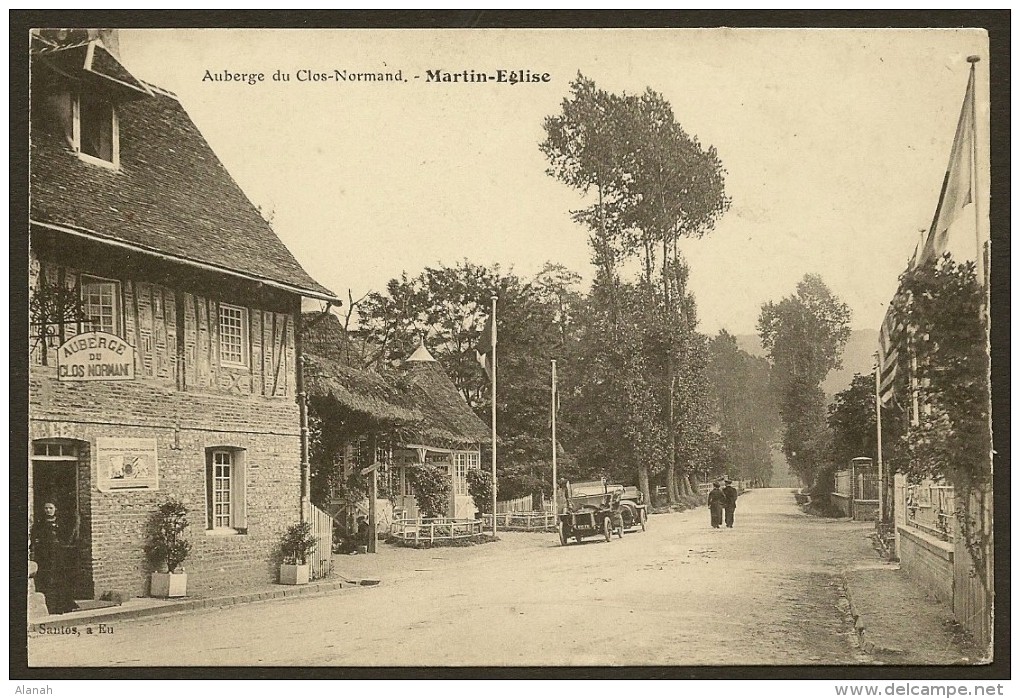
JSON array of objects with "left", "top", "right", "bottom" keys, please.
[{"left": 30, "top": 488, "right": 880, "bottom": 666}]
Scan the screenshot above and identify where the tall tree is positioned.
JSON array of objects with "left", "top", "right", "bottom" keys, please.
[
  {"left": 707, "top": 330, "right": 780, "bottom": 486},
  {"left": 540, "top": 74, "right": 633, "bottom": 277},
  {"left": 758, "top": 274, "right": 851, "bottom": 488},
  {"left": 827, "top": 372, "right": 877, "bottom": 471},
  {"left": 562, "top": 272, "right": 665, "bottom": 499},
  {"left": 542, "top": 75, "right": 730, "bottom": 505}
]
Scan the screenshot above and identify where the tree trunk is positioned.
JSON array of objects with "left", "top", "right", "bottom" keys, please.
[
  {"left": 638, "top": 465, "right": 651, "bottom": 510},
  {"left": 666, "top": 357, "right": 679, "bottom": 505},
  {"left": 661, "top": 238, "right": 677, "bottom": 505},
  {"left": 682, "top": 473, "right": 695, "bottom": 498}
]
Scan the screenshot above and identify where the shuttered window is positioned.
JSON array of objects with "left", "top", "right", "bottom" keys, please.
[{"left": 206, "top": 448, "right": 247, "bottom": 532}]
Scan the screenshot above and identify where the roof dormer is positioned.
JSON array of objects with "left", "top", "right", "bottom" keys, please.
[{"left": 32, "top": 30, "right": 152, "bottom": 170}]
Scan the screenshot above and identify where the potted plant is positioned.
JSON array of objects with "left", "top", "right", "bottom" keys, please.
[
  {"left": 145, "top": 498, "right": 192, "bottom": 598},
  {"left": 279, "top": 522, "right": 317, "bottom": 585}
]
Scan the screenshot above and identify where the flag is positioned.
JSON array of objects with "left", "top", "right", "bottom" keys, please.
[
  {"left": 475, "top": 314, "right": 496, "bottom": 380},
  {"left": 917, "top": 68, "right": 977, "bottom": 266},
  {"left": 881, "top": 61, "right": 981, "bottom": 406},
  {"left": 878, "top": 308, "right": 899, "bottom": 407}
]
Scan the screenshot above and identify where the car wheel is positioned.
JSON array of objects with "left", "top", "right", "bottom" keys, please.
[
  {"left": 620, "top": 507, "right": 634, "bottom": 529},
  {"left": 640, "top": 509, "right": 647, "bottom": 532},
  {"left": 603, "top": 516, "right": 612, "bottom": 542},
  {"left": 558, "top": 521, "right": 569, "bottom": 546}
]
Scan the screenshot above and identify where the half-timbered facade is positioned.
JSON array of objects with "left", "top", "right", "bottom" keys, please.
[{"left": 28, "top": 30, "right": 339, "bottom": 601}]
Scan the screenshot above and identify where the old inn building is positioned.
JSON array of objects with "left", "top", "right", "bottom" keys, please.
[{"left": 28, "top": 30, "right": 340, "bottom": 601}]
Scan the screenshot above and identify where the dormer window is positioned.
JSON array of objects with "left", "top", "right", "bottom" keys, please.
[{"left": 74, "top": 92, "right": 118, "bottom": 167}]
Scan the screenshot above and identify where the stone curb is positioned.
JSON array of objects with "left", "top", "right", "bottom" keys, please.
[
  {"left": 840, "top": 576, "right": 904, "bottom": 656},
  {"left": 28, "top": 577, "right": 377, "bottom": 632}
]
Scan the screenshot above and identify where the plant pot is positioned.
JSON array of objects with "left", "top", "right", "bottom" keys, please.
[
  {"left": 279, "top": 563, "right": 310, "bottom": 585},
  {"left": 151, "top": 571, "right": 188, "bottom": 598}
]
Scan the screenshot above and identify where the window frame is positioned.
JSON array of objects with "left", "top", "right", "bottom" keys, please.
[
  {"left": 452, "top": 451, "right": 479, "bottom": 496},
  {"left": 72, "top": 91, "right": 119, "bottom": 169},
  {"left": 217, "top": 303, "right": 249, "bottom": 370},
  {"left": 80, "top": 275, "right": 123, "bottom": 337},
  {"left": 205, "top": 447, "right": 247, "bottom": 534}
]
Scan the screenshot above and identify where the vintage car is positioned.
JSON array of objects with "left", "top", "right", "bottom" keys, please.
[
  {"left": 557, "top": 480, "right": 625, "bottom": 545},
  {"left": 614, "top": 485, "right": 648, "bottom": 531}
]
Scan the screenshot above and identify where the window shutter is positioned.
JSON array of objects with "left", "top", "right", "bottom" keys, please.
[
  {"left": 232, "top": 450, "right": 247, "bottom": 531},
  {"left": 205, "top": 450, "right": 213, "bottom": 530}
]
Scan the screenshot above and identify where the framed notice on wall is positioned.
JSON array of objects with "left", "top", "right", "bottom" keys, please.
[{"left": 96, "top": 438, "right": 159, "bottom": 492}]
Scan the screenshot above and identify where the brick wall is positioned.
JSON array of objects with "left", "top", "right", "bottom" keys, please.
[
  {"left": 853, "top": 500, "right": 879, "bottom": 522},
  {"left": 898, "top": 525, "right": 954, "bottom": 605},
  {"left": 831, "top": 493, "right": 851, "bottom": 517},
  {"left": 30, "top": 370, "right": 303, "bottom": 599}
]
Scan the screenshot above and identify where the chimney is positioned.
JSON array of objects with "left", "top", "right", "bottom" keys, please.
[{"left": 88, "top": 29, "right": 120, "bottom": 58}]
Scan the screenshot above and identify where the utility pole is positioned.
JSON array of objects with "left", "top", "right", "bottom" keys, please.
[
  {"left": 551, "top": 359, "right": 557, "bottom": 513},
  {"left": 874, "top": 352, "right": 884, "bottom": 524}
]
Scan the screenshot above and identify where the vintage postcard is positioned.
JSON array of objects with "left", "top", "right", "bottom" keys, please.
[{"left": 18, "top": 20, "right": 1002, "bottom": 678}]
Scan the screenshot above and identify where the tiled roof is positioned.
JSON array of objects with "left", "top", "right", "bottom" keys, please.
[{"left": 30, "top": 57, "right": 339, "bottom": 301}]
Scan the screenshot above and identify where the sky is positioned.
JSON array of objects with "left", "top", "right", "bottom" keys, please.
[{"left": 117, "top": 28, "right": 989, "bottom": 336}]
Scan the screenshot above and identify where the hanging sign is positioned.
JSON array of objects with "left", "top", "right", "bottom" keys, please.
[
  {"left": 57, "top": 332, "right": 136, "bottom": 381},
  {"left": 97, "top": 437, "right": 159, "bottom": 492}
]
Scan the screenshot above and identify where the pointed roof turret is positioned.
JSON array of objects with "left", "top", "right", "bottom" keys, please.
[{"left": 407, "top": 336, "right": 437, "bottom": 363}]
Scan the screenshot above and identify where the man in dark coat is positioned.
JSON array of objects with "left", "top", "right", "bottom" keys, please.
[
  {"left": 722, "top": 480, "right": 739, "bottom": 528},
  {"left": 30, "top": 501, "right": 77, "bottom": 614},
  {"left": 707, "top": 482, "right": 725, "bottom": 528}
]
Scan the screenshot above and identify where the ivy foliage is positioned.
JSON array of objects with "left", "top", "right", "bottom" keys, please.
[
  {"left": 408, "top": 463, "right": 452, "bottom": 519},
  {"left": 466, "top": 468, "right": 495, "bottom": 514},
  {"left": 889, "top": 255, "right": 990, "bottom": 491},
  {"left": 888, "top": 254, "right": 991, "bottom": 594}
]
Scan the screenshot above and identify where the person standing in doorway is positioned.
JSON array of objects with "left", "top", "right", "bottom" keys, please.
[
  {"left": 723, "top": 480, "right": 739, "bottom": 528},
  {"left": 30, "top": 501, "right": 77, "bottom": 614},
  {"left": 708, "top": 482, "right": 725, "bottom": 529}
]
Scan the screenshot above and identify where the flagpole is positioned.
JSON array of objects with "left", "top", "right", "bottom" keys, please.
[
  {"left": 967, "top": 56, "right": 983, "bottom": 288},
  {"left": 490, "top": 294, "right": 498, "bottom": 537},
  {"left": 874, "top": 351, "right": 884, "bottom": 524},
  {"left": 551, "top": 359, "right": 557, "bottom": 515}
]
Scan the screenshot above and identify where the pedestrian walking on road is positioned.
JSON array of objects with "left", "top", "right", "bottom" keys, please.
[
  {"left": 708, "top": 482, "right": 725, "bottom": 528},
  {"left": 722, "top": 480, "right": 739, "bottom": 528}
]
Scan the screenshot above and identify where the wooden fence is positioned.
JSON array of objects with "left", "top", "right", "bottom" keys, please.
[
  {"left": 496, "top": 493, "right": 545, "bottom": 513},
  {"left": 904, "top": 481, "right": 955, "bottom": 542},
  {"left": 308, "top": 504, "right": 334, "bottom": 580},
  {"left": 482, "top": 511, "right": 557, "bottom": 532},
  {"left": 953, "top": 486, "right": 993, "bottom": 651},
  {"left": 390, "top": 517, "right": 484, "bottom": 545},
  {"left": 696, "top": 480, "right": 747, "bottom": 496}
]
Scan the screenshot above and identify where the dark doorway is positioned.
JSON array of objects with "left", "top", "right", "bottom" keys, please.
[{"left": 31, "top": 441, "right": 92, "bottom": 599}]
